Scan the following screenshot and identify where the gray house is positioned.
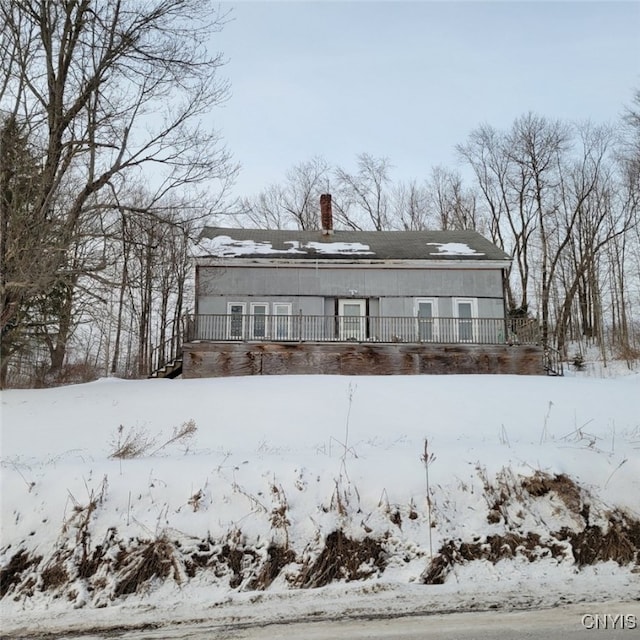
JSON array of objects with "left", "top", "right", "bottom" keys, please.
[{"left": 154, "top": 196, "right": 557, "bottom": 378}]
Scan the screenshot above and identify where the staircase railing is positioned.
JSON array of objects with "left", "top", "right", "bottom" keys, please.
[
  {"left": 149, "top": 319, "right": 184, "bottom": 376},
  {"left": 543, "top": 344, "right": 564, "bottom": 376}
]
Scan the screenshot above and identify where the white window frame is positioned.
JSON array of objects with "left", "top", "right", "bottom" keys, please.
[
  {"left": 249, "top": 302, "right": 269, "bottom": 340},
  {"left": 414, "top": 297, "right": 439, "bottom": 342},
  {"left": 227, "top": 302, "right": 247, "bottom": 339},
  {"left": 273, "top": 303, "right": 292, "bottom": 340},
  {"left": 338, "top": 298, "right": 366, "bottom": 341},
  {"left": 452, "top": 297, "right": 478, "bottom": 343}
]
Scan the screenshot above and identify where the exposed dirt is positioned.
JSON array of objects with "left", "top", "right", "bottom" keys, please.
[
  {"left": 423, "top": 472, "right": 640, "bottom": 585},
  {"left": 422, "top": 532, "right": 567, "bottom": 584},
  {"left": 2, "top": 471, "right": 638, "bottom": 606}
]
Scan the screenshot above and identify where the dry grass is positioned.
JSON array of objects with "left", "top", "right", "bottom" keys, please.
[
  {"left": 558, "top": 510, "right": 640, "bottom": 567},
  {"left": 109, "top": 420, "right": 197, "bottom": 459},
  {"left": 109, "top": 425, "right": 155, "bottom": 459},
  {"left": 521, "top": 471, "right": 583, "bottom": 515},
  {"left": 247, "top": 544, "right": 296, "bottom": 590},
  {"left": 0, "top": 550, "right": 42, "bottom": 598},
  {"left": 423, "top": 471, "right": 640, "bottom": 585},
  {"left": 4, "top": 465, "right": 638, "bottom": 603},
  {"left": 269, "top": 483, "right": 291, "bottom": 548},
  {"left": 422, "top": 531, "right": 567, "bottom": 585},
  {"left": 295, "top": 531, "right": 386, "bottom": 588},
  {"left": 40, "top": 560, "right": 69, "bottom": 591},
  {"left": 188, "top": 489, "right": 204, "bottom": 512},
  {"left": 218, "top": 542, "right": 258, "bottom": 589},
  {"left": 114, "top": 536, "right": 181, "bottom": 597},
  {"left": 150, "top": 419, "right": 198, "bottom": 456}
]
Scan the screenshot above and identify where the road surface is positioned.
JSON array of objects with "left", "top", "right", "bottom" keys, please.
[{"left": 45, "top": 602, "right": 640, "bottom": 640}]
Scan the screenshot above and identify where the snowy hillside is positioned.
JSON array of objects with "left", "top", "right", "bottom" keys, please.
[{"left": 1, "top": 372, "right": 639, "bottom": 636}]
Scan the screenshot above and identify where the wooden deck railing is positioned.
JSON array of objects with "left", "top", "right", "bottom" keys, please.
[{"left": 185, "top": 314, "right": 541, "bottom": 346}]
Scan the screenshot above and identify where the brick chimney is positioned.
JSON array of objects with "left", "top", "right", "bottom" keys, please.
[{"left": 320, "top": 193, "right": 333, "bottom": 235}]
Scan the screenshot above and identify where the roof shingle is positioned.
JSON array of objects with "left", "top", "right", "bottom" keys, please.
[{"left": 198, "top": 228, "right": 510, "bottom": 262}]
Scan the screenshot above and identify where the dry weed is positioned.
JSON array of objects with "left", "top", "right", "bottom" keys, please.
[
  {"left": 40, "top": 560, "right": 69, "bottom": 591},
  {"left": 188, "top": 490, "right": 204, "bottom": 512},
  {"left": 151, "top": 419, "right": 198, "bottom": 456},
  {"left": 114, "top": 535, "right": 181, "bottom": 597},
  {"left": 247, "top": 544, "right": 296, "bottom": 590},
  {"left": 0, "top": 550, "right": 42, "bottom": 598},
  {"left": 109, "top": 425, "right": 155, "bottom": 459},
  {"left": 109, "top": 420, "right": 197, "bottom": 460},
  {"left": 269, "top": 483, "right": 291, "bottom": 548},
  {"left": 422, "top": 507, "right": 640, "bottom": 585},
  {"left": 295, "top": 530, "right": 386, "bottom": 588},
  {"left": 422, "top": 532, "right": 567, "bottom": 584},
  {"left": 558, "top": 510, "right": 639, "bottom": 567},
  {"left": 521, "top": 471, "right": 583, "bottom": 515}
]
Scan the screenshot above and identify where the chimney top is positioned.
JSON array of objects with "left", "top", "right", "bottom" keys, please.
[{"left": 320, "top": 193, "right": 333, "bottom": 235}]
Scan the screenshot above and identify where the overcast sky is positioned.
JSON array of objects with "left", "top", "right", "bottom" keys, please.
[{"left": 210, "top": 1, "right": 640, "bottom": 200}]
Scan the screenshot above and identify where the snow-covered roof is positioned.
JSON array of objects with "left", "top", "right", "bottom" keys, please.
[{"left": 196, "top": 228, "right": 510, "bottom": 263}]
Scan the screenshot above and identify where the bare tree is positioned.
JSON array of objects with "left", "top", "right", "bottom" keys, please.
[
  {"left": 0, "top": 0, "right": 235, "bottom": 383},
  {"left": 552, "top": 124, "right": 629, "bottom": 354},
  {"left": 427, "top": 166, "right": 480, "bottom": 232},
  {"left": 604, "top": 93, "right": 640, "bottom": 359},
  {"left": 506, "top": 114, "right": 572, "bottom": 345},
  {"left": 242, "top": 157, "right": 331, "bottom": 229},
  {"left": 460, "top": 112, "right": 638, "bottom": 356},
  {"left": 392, "top": 179, "right": 432, "bottom": 230},
  {"left": 334, "top": 153, "right": 393, "bottom": 230},
  {"left": 457, "top": 123, "right": 537, "bottom": 315}
]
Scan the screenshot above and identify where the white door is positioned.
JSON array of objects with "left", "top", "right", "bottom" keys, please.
[
  {"left": 227, "top": 303, "right": 246, "bottom": 339},
  {"left": 455, "top": 300, "right": 475, "bottom": 342},
  {"left": 273, "top": 303, "right": 292, "bottom": 340},
  {"left": 338, "top": 299, "right": 366, "bottom": 340},
  {"left": 250, "top": 303, "right": 268, "bottom": 339},
  {"left": 416, "top": 299, "right": 436, "bottom": 342}
]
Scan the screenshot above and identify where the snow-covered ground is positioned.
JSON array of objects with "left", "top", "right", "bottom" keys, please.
[{"left": 1, "top": 368, "right": 639, "bottom": 636}]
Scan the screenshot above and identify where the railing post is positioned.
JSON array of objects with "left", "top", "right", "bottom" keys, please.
[{"left": 187, "top": 313, "right": 550, "bottom": 349}]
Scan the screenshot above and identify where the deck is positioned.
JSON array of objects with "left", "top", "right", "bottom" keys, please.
[
  {"left": 185, "top": 314, "right": 540, "bottom": 346},
  {"left": 173, "top": 314, "right": 559, "bottom": 378}
]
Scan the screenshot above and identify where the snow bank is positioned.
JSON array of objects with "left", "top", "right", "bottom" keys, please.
[{"left": 1, "top": 373, "right": 639, "bottom": 633}]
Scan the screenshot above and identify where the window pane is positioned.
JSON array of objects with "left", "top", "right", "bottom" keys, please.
[
  {"left": 273, "top": 304, "right": 290, "bottom": 339},
  {"left": 339, "top": 300, "right": 365, "bottom": 340},
  {"left": 417, "top": 302, "right": 433, "bottom": 318},
  {"left": 417, "top": 302, "right": 433, "bottom": 341},
  {"left": 252, "top": 305, "right": 267, "bottom": 338},
  {"left": 230, "top": 305, "right": 244, "bottom": 338},
  {"left": 458, "top": 302, "right": 472, "bottom": 318},
  {"left": 457, "top": 302, "right": 473, "bottom": 341},
  {"left": 343, "top": 304, "right": 362, "bottom": 316}
]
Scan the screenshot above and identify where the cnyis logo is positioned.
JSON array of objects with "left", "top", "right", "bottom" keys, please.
[{"left": 581, "top": 614, "right": 637, "bottom": 630}]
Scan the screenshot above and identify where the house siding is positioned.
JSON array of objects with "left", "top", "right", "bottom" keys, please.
[{"left": 196, "top": 265, "right": 506, "bottom": 317}]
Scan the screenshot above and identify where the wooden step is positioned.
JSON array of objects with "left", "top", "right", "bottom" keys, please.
[{"left": 149, "top": 357, "right": 183, "bottom": 379}]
